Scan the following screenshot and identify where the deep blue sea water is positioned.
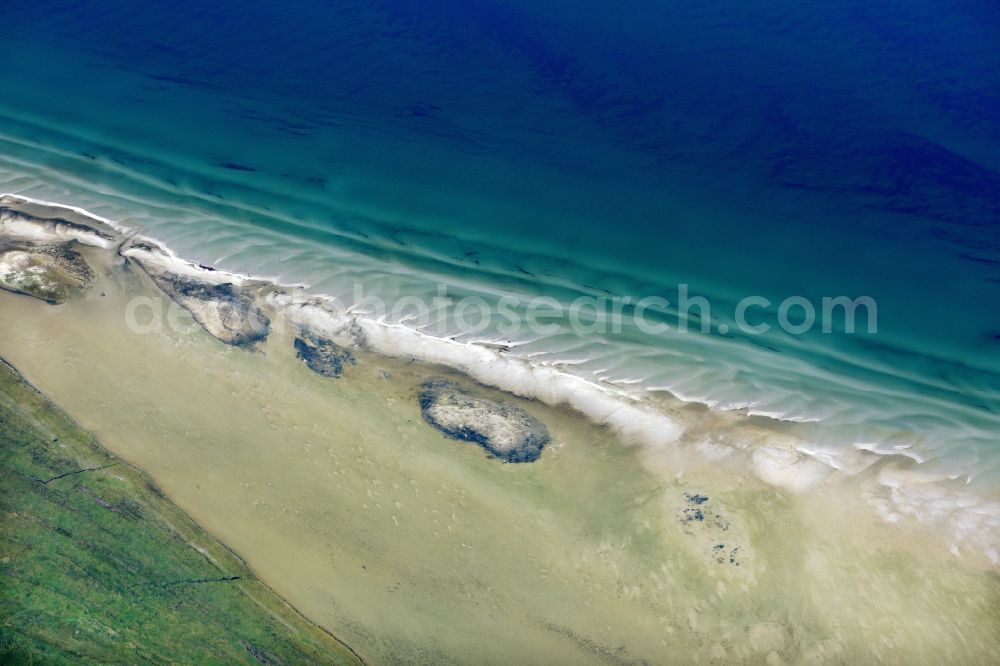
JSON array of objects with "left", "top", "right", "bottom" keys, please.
[{"left": 1, "top": 1, "right": 999, "bottom": 490}]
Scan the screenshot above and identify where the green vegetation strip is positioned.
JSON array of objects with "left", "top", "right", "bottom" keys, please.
[{"left": 0, "top": 358, "right": 362, "bottom": 665}]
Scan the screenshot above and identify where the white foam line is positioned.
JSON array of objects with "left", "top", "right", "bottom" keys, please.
[
  {"left": 2, "top": 193, "right": 312, "bottom": 289},
  {"left": 280, "top": 294, "right": 687, "bottom": 448},
  {"left": 0, "top": 193, "right": 918, "bottom": 441},
  {"left": 747, "top": 409, "right": 822, "bottom": 423},
  {"left": 0, "top": 188, "right": 874, "bottom": 436},
  {"left": 3, "top": 192, "right": 133, "bottom": 234},
  {"left": 119, "top": 239, "right": 253, "bottom": 287},
  {"left": 5, "top": 192, "right": 999, "bottom": 565},
  {"left": 0, "top": 210, "right": 113, "bottom": 251},
  {"left": 0, "top": 197, "right": 681, "bottom": 450}
]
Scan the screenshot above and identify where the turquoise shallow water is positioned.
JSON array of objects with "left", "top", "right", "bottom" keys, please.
[{"left": 0, "top": 1, "right": 998, "bottom": 496}]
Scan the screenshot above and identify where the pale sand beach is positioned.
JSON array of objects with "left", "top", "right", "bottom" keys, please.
[{"left": 0, "top": 202, "right": 998, "bottom": 663}]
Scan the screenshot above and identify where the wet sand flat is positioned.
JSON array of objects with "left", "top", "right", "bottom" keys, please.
[{"left": 1, "top": 250, "right": 998, "bottom": 664}]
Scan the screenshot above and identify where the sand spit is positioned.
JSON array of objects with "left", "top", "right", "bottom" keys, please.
[
  {"left": 0, "top": 194, "right": 118, "bottom": 248},
  {"left": 0, "top": 240, "right": 95, "bottom": 304},
  {"left": 120, "top": 238, "right": 271, "bottom": 348},
  {"left": 419, "top": 378, "right": 550, "bottom": 463},
  {"left": 0, "top": 196, "right": 270, "bottom": 348},
  {"left": 0, "top": 196, "right": 105, "bottom": 304}
]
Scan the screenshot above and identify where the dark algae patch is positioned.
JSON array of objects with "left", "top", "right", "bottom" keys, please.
[
  {"left": 678, "top": 492, "right": 741, "bottom": 567},
  {"left": 0, "top": 358, "right": 361, "bottom": 665},
  {"left": 683, "top": 493, "right": 709, "bottom": 505},
  {"left": 294, "top": 332, "right": 357, "bottom": 378}
]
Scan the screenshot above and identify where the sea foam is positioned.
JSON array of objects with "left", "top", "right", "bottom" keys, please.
[{"left": 2, "top": 192, "right": 998, "bottom": 567}]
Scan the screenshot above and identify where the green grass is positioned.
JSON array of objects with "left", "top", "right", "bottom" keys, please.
[{"left": 0, "top": 358, "right": 363, "bottom": 665}]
